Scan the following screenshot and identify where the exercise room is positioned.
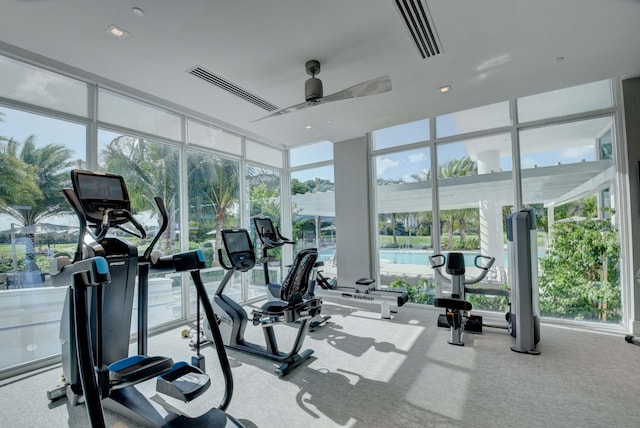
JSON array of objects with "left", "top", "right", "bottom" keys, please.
[{"left": 2, "top": 1, "right": 640, "bottom": 427}]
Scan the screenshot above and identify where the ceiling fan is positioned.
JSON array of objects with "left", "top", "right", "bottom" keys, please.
[{"left": 253, "top": 60, "right": 392, "bottom": 122}]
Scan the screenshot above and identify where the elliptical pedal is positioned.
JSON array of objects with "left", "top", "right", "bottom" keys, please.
[{"left": 156, "top": 362, "right": 211, "bottom": 402}]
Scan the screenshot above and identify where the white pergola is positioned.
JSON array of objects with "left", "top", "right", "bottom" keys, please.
[{"left": 293, "top": 159, "right": 615, "bottom": 267}]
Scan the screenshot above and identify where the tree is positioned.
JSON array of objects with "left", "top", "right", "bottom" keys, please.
[
  {"left": 101, "top": 136, "right": 180, "bottom": 253},
  {"left": 0, "top": 139, "right": 41, "bottom": 208},
  {"left": 539, "top": 218, "right": 620, "bottom": 321},
  {"left": 187, "top": 155, "right": 239, "bottom": 251},
  {"left": 438, "top": 156, "right": 478, "bottom": 249},
  {"left": 0, "top": 135, "right": 72, "bottom": 226}
]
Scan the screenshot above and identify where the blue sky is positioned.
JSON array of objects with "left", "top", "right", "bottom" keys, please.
[{"left": 1, "top": 104, "right": 598, "bottom": 186}]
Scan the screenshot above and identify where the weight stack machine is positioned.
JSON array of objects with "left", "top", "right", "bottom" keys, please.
[{"left": 507, "top": 208, "right": 541, "bottom": 355}]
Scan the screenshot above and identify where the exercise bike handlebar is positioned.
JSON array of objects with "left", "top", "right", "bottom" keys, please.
[
  {"left": 258, "top": 226, "right": 294, "bottom": 248},
  {"left": 430, "top": 254, "right": 495, "bottom": 285},
  {"left": 218, "top": 248, "right": 234, "bottom": 271}
]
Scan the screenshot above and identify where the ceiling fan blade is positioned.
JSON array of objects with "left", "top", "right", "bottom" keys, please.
[
  {"left": 252, "top": 75, "right": 392, "bottom": 122},
  {"left": 320, "top": 75, "right": 392, "bottom": 103},
  {"left": 251, "top": 99, "right": 318, "bottom": 122}
]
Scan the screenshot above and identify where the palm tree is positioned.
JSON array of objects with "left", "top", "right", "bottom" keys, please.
[
  {"left": 439, "top": 156, "right": 476, "bottom": 178},
  {"left": 0, "top": 135, "right": 72, "bottom": 226},
  {"left": 410, "top": 168, "right": 431, "bottom": 182},
  {"left": 0, "top": 138, "right": 41, "bottom": 208},
  {"left": 101, "top": 135, "right": 180, "bottom": 252},
  {"left": 438, "top": 156, "right": 478, "bottom": 248},
  {"left": 187, "top": 154, "right": 240, "bottom": 251}
]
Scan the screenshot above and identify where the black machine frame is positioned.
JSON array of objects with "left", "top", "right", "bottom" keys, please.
[{"left": 48, "top": 169, "right": 243, "bottom": 427}]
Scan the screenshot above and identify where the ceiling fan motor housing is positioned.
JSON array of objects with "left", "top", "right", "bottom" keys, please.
[{"left": 305, "top": 77, "right": 323, "bottom": 101}]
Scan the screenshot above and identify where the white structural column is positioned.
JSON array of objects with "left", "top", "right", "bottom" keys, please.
[{"left": 476, "top": 150, "right": 505, "bottom": 270}]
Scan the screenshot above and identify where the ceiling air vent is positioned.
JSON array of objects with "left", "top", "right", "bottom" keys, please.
[
  {"left": 393, "top": 0, "right": 443, "bottom": 59},
  {"left": 188, "top": 66, "right": 279, "bottom": 112}
]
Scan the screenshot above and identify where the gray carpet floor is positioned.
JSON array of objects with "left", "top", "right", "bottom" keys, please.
[{"left": 2, "top": 299, "right": 640, "bottom": 427}]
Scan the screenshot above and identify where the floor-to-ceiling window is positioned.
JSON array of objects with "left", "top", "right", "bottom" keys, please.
[
  {"left": 290, "top": 141, "right": 335, "bottom": 278},
  {"left": 371, "top": 119, "right": 434, "bottom": 302},
  {"left": 0, "top": 55, "right": 88, "bottom": 371},
  {"left": 371, "top": 80, "right": 622, "bottom": 325},
  {"left": 0, "top": 52, "right": 284, "bottom": 376},
  {"left": 435, "top": 102, "right": 513, "bottom": 311},
  {"left": 246, "top": 163, "right": 281, "bottom": 299},
  {"left": 517, "top": 80, "right": 619, "bottom": 322}
]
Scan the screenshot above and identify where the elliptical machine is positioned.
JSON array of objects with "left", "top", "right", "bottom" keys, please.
[
  {"left": 197, "top": 227, "right": 321, "bottom": 376},
  {"left": 253, "top": 217, "right": 330, "bottom": 331},
  {"left": 48, "top": 169, "right": 243, "bottom": 427}
]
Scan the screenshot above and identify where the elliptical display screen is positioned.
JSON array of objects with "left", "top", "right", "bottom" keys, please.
[
  {"left": 76, "top": 173, "right": 125, "bottom": 200},
  {"left": 71, "top": 170, "right": 130, "bottom": 224}
]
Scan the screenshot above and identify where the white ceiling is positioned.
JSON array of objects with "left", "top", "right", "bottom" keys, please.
[{"left": 1, "top": 0, "right": 639, "bottom": 149}]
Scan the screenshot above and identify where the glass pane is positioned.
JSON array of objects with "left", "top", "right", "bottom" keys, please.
[
  {"left": 98, "top": 89, "right": 182, "bottom": 141},
  {"left": 186, "top": 150, "right": 240, "bottom": 311},
  {"left": 374, "top": 147, "right": 435, "bottom": 304},
  {"left": 372, "top": 118, "right": 429, "bottom": 150},
  {"left": 291, "top": 165, "right": 336, "bottom": 279},
  {"left": 290, "top": 140, "right": 333, "bottom": 167},
  {"left": 246, "top": 165, "right": 281, "bottom": 300},
  {"left": 519, "top": 116, "right": 620, "bottom": 323},
  {"left": 98, "top": 129, "right": 183, "bottom": 329},
  {"left": 0, "top": 107, "right": 86, "bottom": 371},
  {"left": 517, "top": 79, "right": 613, "bottom": 123},
  {"left": 519, "top": 117, "right": 612, "bottom": 169},
  {"left": 187, "top": 119, "right": 241, "bottom": 155},
  {"left": 246, "top": 139, "right": 283, "bottom": 168},
  {"left": 439, "top": 134, "right": 512, "bottom": 175},
  {"left": 436, "top": 101, "right": 510, "bottom": 138},
  {"left": 0, "top": 54, "right": 88, "bottom": 117},
  {"left": 436, "top": 138, "right": 514, "bottom": 312}
]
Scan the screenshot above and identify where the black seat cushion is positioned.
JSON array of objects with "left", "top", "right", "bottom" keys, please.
[{"left": 434, "top": 297, "right": 472, "bottom": 311}]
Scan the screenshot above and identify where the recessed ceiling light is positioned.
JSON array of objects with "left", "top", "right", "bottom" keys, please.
[
  {"left": 439, "top": 85, "right": 451, "bottom": 93},
  {"left": 132, "top": 7, "right": 144, "bottom": 16},
  {"left": 106, "top": 25, "right": 129, "bottom": 39},
  {"left": 304, "top": 125, "right": 313, "bottom": 129}
]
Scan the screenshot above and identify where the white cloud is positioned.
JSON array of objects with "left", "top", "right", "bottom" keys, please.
[
  {"left": 376, "top": 157, "right": 399, "bottom": 176},
  {"left": 408, "top": 152, "right": 426, "bottom": 163}
]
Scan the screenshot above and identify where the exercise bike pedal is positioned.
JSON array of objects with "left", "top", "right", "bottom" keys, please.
[{"left": 308, "top": 315, "right": 331, "bottom": 332}]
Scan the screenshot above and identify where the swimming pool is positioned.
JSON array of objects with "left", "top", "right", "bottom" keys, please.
[
  {"left": 319, "top": 249, "right": 482, "bottom": 266},
  {"left": 319, "top": 248, "right": 544, "bottom": 267}
]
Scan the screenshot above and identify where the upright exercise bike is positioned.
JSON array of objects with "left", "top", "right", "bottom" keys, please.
[
  {"left": 48, "top": 169, "right": 243, "bottom": 427},
  {"left": 197, "top": 228, "right": 321, "bottom": 376}
]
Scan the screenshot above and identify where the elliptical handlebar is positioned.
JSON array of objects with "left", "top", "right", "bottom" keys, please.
[
  {"left": 98, "top": 208, "right": 147, "bottom": 240},
  {"left": 142, "top": 197, "right": 168, "bottom": 262},
  {"left": 62, "top": 188, "right": 88, "bottom": 264}
]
